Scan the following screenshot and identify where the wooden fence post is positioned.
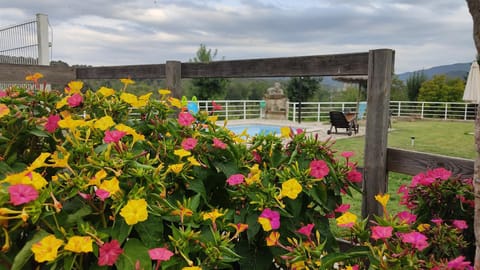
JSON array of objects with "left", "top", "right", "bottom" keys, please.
[
  {"left": 362, "top": 49, "right": 395, "bottom": 218},
  {"left": 166, "top": 61, "right": 182, "bottom": 98}
]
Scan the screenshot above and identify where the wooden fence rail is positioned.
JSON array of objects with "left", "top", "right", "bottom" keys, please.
[{"left": 1, "top": 49, "right": 473, "bottom": 219}]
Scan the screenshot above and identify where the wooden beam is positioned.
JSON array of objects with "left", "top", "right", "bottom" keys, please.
[
  {"left": 0, "top": 63, "right": 75, "bottom": 85},
  {"left": 362, "top": 49, "right": 395, "bottom": 218},
  {"left": 181, "top": 52, "right": 369, "bottom": 78},
  {"left": 387, "top": 148, "right": 474, "bottom": 178},
  {"left": 165, "top": 61, "right": 182, "bottom": 98},
  {"left": 76, "top": 64, "right": 166, "bottom": 80}
]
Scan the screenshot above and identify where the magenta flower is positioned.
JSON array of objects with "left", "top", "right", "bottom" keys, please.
[
  {"left": 297, "top": 223, "right": 314, "bottom": 239},
  {"left": 252, "top": 150, "right": 262, "bottom": 163},
  {"left": 181, "top": 138, "right": 198, "bottom": 150},
  {"left": 259, "top": 208, "right": 280, "bottom": 230},
  {"left": 341, "top": 151, "right": 354, "bottom": 158},
  {"left": 178, "top": 112, "right": 195, "bottom": 127},
  {"left": 371, "top": 226, "right": 393, "bottom": 240},
  {"left": 309, "top": 160, "right": 329, "bottom": 179},
  {"left": 0, "top": 90, "right": 6, "bottom": 97},
  {"left": 44, "top": 114, "right": 61, "bottom": 133},
  {"left": 396, "top": 211, "right": 417, "bottom": 224},
  {"left": 149, "top": 247, "right": 174, "bottom": 270},
  {"left": 400, "top": 231, "right": 429, "bottom": 251},
  {"left": 95, "top": 189, "right": 110, "bottom": 201},
  {"left": 334, "top": 204, "right": 350, "bottom": 213},
  {"left": 227, "top": 174, "right": 245, "bottom": 186},
  {"left": 212, "top": 100, "right": 222, "bottom": 111},
  {"left": 78, "top": 192, "right": 92, "bottom": 200},
  {"left": 410, "top": 172, "right": 435, "bottom": 187},
  {"left": 98, "top": 239, "right": 123, "bottom": 266},
  {"left": 446, "top": 256, "right": 472, "bottom": 269},
  {"left": 213, "top": 138, "right": 227, "bottom": 149},
  {"left": 452, "top": 219, "right": 468, "bottom": 230},
  {"left": 427, "top": 167, "right": 451, "bottom": 180},
  {"left": 431, "top": 218, "right": 443, "bottom": 225},
  {"left": 347, "top": 169, "right": 362, "bottom": 183},
  {"left": 8, "top": 184, "right": 38, "bottom": 206},
  {"left": 104, "top": 130, "right": 127, "bottom": 143},
  {"left": 67, "top": 93, "right": 83, "bottom": 107}
]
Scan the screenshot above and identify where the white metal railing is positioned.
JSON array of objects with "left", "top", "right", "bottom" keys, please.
[{"left": 196, "top": 100, "right": 477, "bottom": 122}]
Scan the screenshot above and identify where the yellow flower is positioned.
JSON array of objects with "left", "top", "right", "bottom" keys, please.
[
  {"left": 29, "top": 171, "right": 48, "bottom": 190},
  {"left": 187, "top": 156, "right": 201, "bottom": 166},
  {"left": 94, "top": 116, "right": 116, "bottom": 131},
  {"left": 49, "top": 150, "right": 70, "bottom": 168},
  {"left": 374, "top": 194, "right": 390, "bottom": 208},
  {"left": 25, "top": 72, "right": 43, "bottom": 81},
  {"left": 182, "top": 267, "right": 201, "bottom": 270},
  {"left": 417, "top": 223, "right": 431, "bottom": 232},
  {"left": 207, "top": 115, "right": 218, "bottom": 123},
  {"left": 120, "top": 93, "right": 138, "bottom": 106},
  {"left": 99, "top": 177, "right": 120, "bottom": 195},
  {"left": 336, "top": 212, "right": 357, "bottom": 228},
  {"left": 169, "top": 163, "right": 184, "bottom": 174},
  {"left": 5, "top": 171, "right": 47, "bottom": 190},
  {"left": 58, "top": 116, "right": 87, "bottom": 130},
  {"left": 266, "top": 231, "right": 280, "bottom": 246},
  {"left": 174, "top": 149, "right": 191, "bottom": 159},
  {"left": 0, "top": 104, "right": 10, "bottom": 118},
  {"left": 88, "top": 169, "right": 107, "bottom": 186},
  {"left": 280, "top": 126, "right": 291, "bottom": 138},
  {"left": 65, "top": 81, "right": 84, "bottom": 94},
  {"left": 31, "top": 235, "right": 63, "bottom": 262},
  {"left": 64, "top": 236, "right": 93, "bottom": 253},
  {"left": 158, "top": 89, "right": 171, "bottom": 96},
  {"left": 136, "top": 93, "right": 152, "bottom": 107},
  {"left": 120, "top": 78, "right": 135, "bottom": 86},
  {"left": 56, "top": 96, "right": 68, "bottom": 109},
  {"left": 203, "top": 209, "right": 224, "bottom": 224},
  {"left": 245, "top": 164, "right": 261, "bottom": 185},
  {"left": 258, "top": 217, "right": 272, "bottom": 232},
  {"left": 115, "top": 123, "right": 145, "bottom": 143},
  {"left": 28, "top": 153, "right": 51, "bottom": 171},
  {"left": 290, "top": 261, "right": 307, "bottom": 269},
  {"left": 168, "top": 97, "right": 183, "bottom": 108},
  {"left": 280, "top": 178, "right": 302, "bottom": 199},
  {"left": 97, "top": 86, "right": 115, "bottom": 97},
  {"left": 120, "top": 199, "right": 148, "bottom": 225}
]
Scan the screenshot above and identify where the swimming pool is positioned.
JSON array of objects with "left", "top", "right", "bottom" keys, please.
[{"left": 227, "top": 124, "right": 282, "bottom": 136}]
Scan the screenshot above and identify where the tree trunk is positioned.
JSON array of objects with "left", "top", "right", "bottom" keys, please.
[{"left": 466, "top": 1, "right": 480, "bottom": 268}]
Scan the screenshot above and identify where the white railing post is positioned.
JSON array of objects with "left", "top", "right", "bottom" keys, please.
[
  {"left": 397, "top": 101, "right": 401, "bottom": 117},
  {"left": 292, "top": 103, "right": 296, "bottom": 122},
  {"left": 225, "top": 101, "right": 229, "bottom": 120},
  {"left": 444, "top": 103, "right": 448, "bottom": 120},
  {"left": 317, "top": 103, "right": 321, "bottom": 122},
  {"left": 421, "top": 102, "right": 424, "bottom": 119},
  {"left": 36, "top": 14, "right": 50, "bottom": 66},
  {"left": 244, "top": 101, "right": 247, "bottom": 120},
  {"left": 465, "top": 103, "right": 468, "bottom": 120}
]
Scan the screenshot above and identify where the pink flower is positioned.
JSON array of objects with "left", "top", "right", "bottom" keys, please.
[
  {"left": 259, "top": 208, "right": 280, "bottom": 230},
  {"left": 334, "top": 204, "right": 350, "bottom": 213},
  {"left": 8, "top": 184, "right": 38, "bottom": 206},
  {"left": 371, "top": 226, "right": 393, "bottom": 240},
  {"left": 98, "top": 239, "right": 123, "bottom": 266},
  {"left": 396, "top": 211, "right": 417, "bottom": 224},
  {"left": 227, "top": 174, "right": 244, "bottom": 186},
  {"left": 67, "top": 93, "right": 83, "bottom": 107},
  {"left": 44, "top": 114, "right": 61, "bottom": 133},
  {"left": 178, "top": 112, "right": 195, "bottom": 126},
  {"left": 447, "top": 256, "right": 472, "bottom": 269},
  {"left": 410, "top": 172, "right": 435, "bottom": 187},
  {"left": 452, "top": 219, "right": 468, "bottom": 230},
  {"left": 213, "top": 138, "right": 227, "bottom": 149},
  {"left": 427, "top": 168, "right": 451, "bottom": 180},
  {"left": 347, "top": 169, "right": 362, "bottom": 183},
  {"left": 0, "top": 90, "right": 6, "bottom": 97},
  {"left": 309, "top": 160, "right": 329, "bottom": 179},
  {"left": 431, "top": 218, "right": 443, "bottom": 225},
  {"left": 252, "top": 151, "right": 262, "bottom": 163},
  {"left": 341, "top": 151, "right": 354, "bottom": 158},
  {"left": 78, "top": 192, "right": 92, "bottom": 200},
  {"left": 148, "top": 247, "right": 174, "bottom": 261},
  {"left": 400, "top": 231, "right": 429, "bottom": 251},
  {"left": 297, "top": 224, "right": 314, "bottom": 239},
  {"left": 104, "top": 130, "right": 127, "bottom": 143},
  {"left": 181, "top": 138, "right": 198, "bottom": 150},
  {"left": 212, "top": 101, "right": 222, "bottom": 111},
  {"left": 95, "top": 189, "right": 110, "bottom": 201}
]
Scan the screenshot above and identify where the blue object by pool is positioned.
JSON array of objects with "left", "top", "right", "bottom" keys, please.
[{"left": 228, "top": 125, "right": 282, "bottom": 136}]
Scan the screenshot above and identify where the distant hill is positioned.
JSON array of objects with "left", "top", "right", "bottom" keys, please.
[{"left": 397, "top": 62, "right": 470, "bottom": 82}]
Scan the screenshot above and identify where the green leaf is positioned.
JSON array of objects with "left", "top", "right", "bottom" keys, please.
[
  {"left": 246, "top": 213, "right": 260, "bottom": 242},
  {"left": 28, "top": 128, "right": 50, "bottom": 137},
  {"left": 110, "top": 219, "right": 132, "bottom": 245},
  {"left": 115, "top": 238, "right": 151, "bottom": 270},
  {"left": 134, "top": 216, "right": 164, "bottom": 248},
  {"left": 66, "top": 205, "right": 92, "bottom": 224},
  {"left": 11, "top": 230, "right": 49, "bottom": 270},
  {"left": 187, "top": 178, "right": 207, "bottom": 202}
]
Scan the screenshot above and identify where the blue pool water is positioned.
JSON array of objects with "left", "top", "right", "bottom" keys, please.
[{"left": 228, "top": 125, "right": 282, "bottom": 136}]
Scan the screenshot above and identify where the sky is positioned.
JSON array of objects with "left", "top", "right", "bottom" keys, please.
[{"left": 0, "top": 0, "right": 476, "bottom": 73}]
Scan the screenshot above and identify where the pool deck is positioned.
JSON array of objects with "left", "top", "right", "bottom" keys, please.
[{"left": 220, "top": 118, "right": 365, "bottom": 141}]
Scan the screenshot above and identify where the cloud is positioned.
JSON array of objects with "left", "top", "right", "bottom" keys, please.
[{"left": 0, "top": 0, "right": 476, "bottom": 73}]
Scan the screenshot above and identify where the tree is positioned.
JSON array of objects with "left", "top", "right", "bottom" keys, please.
[
  {"left": 406, "top": 71, "right": 427, "bottom": 101},
  {"left": 417, "top": 75, "right": 465, "bottom": 102},
  {"left": 189, "top": 44, "right": 229, "bottom": 100},
  {"left": 390, "top": 75, "right": 408, "bottom": 101},
  {"left": 285, "top": 77, "right": 321, "bottom": 102}
]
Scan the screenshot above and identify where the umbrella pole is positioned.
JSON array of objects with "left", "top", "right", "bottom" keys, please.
[{"left": 475, "top": 103, "right": 480, "bottom": 269}]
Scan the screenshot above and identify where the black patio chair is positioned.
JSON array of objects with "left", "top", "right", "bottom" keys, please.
[{"left": 326, "top": 111, "right": 359, "bottom": 136}]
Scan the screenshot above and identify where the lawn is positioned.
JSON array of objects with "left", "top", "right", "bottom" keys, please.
[{"left": 331, "top": 118, "right": 476, "bottom": 216}]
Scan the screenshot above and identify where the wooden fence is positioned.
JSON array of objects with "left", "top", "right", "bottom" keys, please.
[{"left": 0, "top": 49, "right": 474, "bottom": 218}]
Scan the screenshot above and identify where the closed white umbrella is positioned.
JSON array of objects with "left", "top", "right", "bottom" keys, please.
[{"left": 463, "top": 61, "right": 480, "bottom": 103}]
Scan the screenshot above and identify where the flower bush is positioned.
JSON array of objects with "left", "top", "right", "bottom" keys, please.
[{"left": 0, "top": 75, "right": 362, "bottom": 269}]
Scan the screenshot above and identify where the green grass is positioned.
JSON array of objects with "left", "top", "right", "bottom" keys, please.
[{"left": 331, "top": 119, "right": 475, "bottom": 216}]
